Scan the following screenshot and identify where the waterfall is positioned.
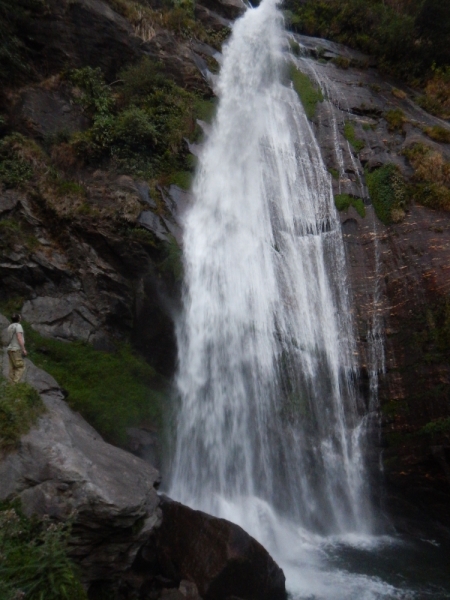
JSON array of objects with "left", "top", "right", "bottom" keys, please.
[{"left": 167, "top": 0, "right": 398, "bottom": 597}]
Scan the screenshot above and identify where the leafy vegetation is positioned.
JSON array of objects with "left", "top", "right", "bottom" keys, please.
[
  {"left": 67, "top": 66, "right": 114, "bottom": 116},
  {"left": 289, "top": 64, "right": 324, "bottom": 119},
  {"left": 331, "top": 56, "right": 351, "bottom": 69},
  {"left": 0, "top": 133, "right": 34, "bottom": 188},
  {"left": 68, "top": 61, "right": 199, "bottom": 180},
  {"left": 404, "top": 143, "right": 450, "bottom": 211},
  {"left": 384, "top": 108, "right": 406, "bottom": 131},
  {"left": 334, "top": 193, "right": 366, "bottom": 217},
  {"left": 284, "top": 0, "right": 450, "bottom": 82},
  {"left": 417, "top": 65, "right": 450, "bottom": 119},
  {"left": 0, "top": 502, "right": 87, "bottom": 600},
  {"left": 366, "top": 163, "right": 407, "bottom": 224},
  {"left": 343, "top": 121, "right": 365, "bottom": 153},
  {"left": 420, "top": 417, "right": 450, "bottom": 436},
  {"left": 0, "top": 379, "right": 45, "bottom": 451},
  {"left": 24, "top": 325, "right": 165, "bottom": 445},
  {"left": 0, "top": 218, "right": 39, "bottom": 253},
  {"left": 423, "top": 125, "right": 450, "bottom": 144}
]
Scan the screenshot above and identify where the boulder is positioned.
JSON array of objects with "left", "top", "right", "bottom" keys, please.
[
  {"left": 22, "top": 293, "right": 100, "bottom": 342},
  {"left": 0, "top": 362, "right": 161, "bottom": 586},
  {"left": 132, "top": 496, "right": 287, "bottom": 600}
]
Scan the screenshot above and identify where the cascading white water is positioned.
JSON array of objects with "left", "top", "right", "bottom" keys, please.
[{"left": 167, "top": 1, "right": 407, "bottom": 598}]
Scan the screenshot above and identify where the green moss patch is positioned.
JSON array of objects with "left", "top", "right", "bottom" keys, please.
[
  {"left": 0, "top": 502, "right": 87, "bottom": 600},
  {"left": 365, "top": 164, "right": 406, "bottom": 224},
  {"left": 24, "top": 325, "right": 165, "bottom": 445},
  {"left": 289, "top": 64, "right": 324, "bottom": 120},
  {"left": 343, "top": 121, "right": 365, "bottom": 153},
  {"left": 334, "top": 193, "right": 366, "bottom": 217},
  {"left": 0, "top": 379, "right": 45, "bottom": 450}
]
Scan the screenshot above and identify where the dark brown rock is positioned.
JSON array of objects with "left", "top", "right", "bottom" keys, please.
[{"left": 133, "top": 496, "right": 287, "bottom": 600}]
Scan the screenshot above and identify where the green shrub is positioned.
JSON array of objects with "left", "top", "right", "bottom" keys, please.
[
  {"left": 0, "top": 378, "right": 45, "bottom": 450},
  {"left": 329, "top": 167, "right": 339, "bottom": 179},
  {"left": 112, "top": 107, "right": 158, "bottom": 155},
  {"left": 289, "top": 64, "right": 324, "bottom": 119},
  {"left": 119, "top": 57, "right": 168, "bottom": 105},
  {"left": 24, "top": 326, "right": 164, "bottom": 444},
  {"left": 417, "top": 65, "right": 450, "bottom": 119},
  {"left": 343, "top": 121, "right": 365, "bottom": 153},
  {"left": 331, "top": 56, "right": 351, "bottom": 69},
  {"left": 334, "top": 193, "right": 366, "bottom": 217},
  {"left": 420, "top": 417, "right": 450, "bottom": 436},
  {"left": 0, "top": 218, "right": 39, "bottom": 252},
  {"left": 67, "top": 66, "right": 114, "bottom": 116},
  {"left": 366, "top": 163, "right": 407, "bottom": 224},
  {"left": 385, "top": 108, "right": 406, "bottom": 131},
  {"left": 404, "top": 143, "right": 450, "bottom": 210},
  {"left": 71, "top": 60, "right": 197, "bottom": 178},
  {"left": 0, "top": 134, "right": 33, "bottom": 188},
  {"left": 0, "top": 503, "right": 87, "bottom": 600},
  {"left": 411, "top": 182, "right": 450, "bottom": 211},
  {"left": 424, "top": 125, "right": 450, "bottom": 144}
]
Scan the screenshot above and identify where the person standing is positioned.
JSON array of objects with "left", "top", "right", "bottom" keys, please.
[{"left": 7, "top": 314, "right": 27, "bottom": 384}]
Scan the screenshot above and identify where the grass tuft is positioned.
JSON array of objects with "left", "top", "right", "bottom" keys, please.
[
  {"left": 0, "top": 378, "right": 45, "bottom": 451},
  {"left": 424, "top": 125, "right": 450, "bottom": 144},
  {"left": 385, "top": 108, "right": 406, "bottom": 131}
]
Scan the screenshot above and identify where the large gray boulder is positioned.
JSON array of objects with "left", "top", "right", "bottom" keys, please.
[{"left": 0, "top": 361, "right": 161, "bottom": 585}]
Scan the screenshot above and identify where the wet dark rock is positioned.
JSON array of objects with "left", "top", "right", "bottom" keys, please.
[
  {"left": 132, "top": 496, "right": 287, "bottom": 600},
  {"left": 125, "top": 426, "right": 161, "bottom": 469},
  {"left": 196, "top": 0, "right": 245, "bottom": 20},
  {"left": 139, "top": 211, "right": 170, "bottom": 242},
  {"left": 25, "top": 0, "right": 140, "bottom": 81},
  {"left": 13, "top": 85, "right": 89, "bottom": 139}
]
